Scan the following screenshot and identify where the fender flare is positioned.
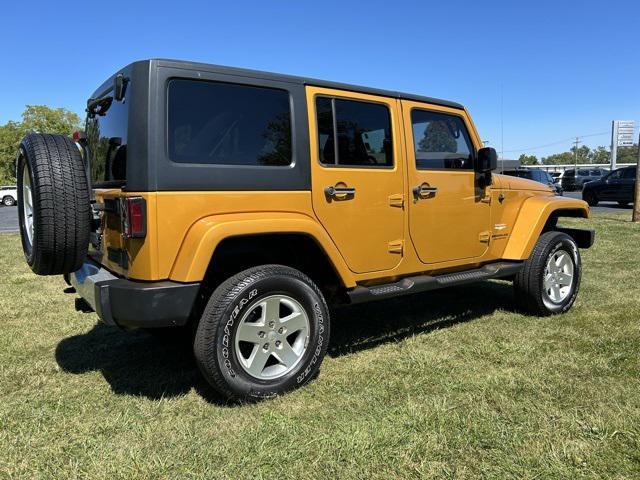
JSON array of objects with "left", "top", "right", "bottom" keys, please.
[
  {"left": 502, "top": 195, "right": 589, "bottom": 260},
  {"left": 169, "top": 212, "right": 356, "bottom": 287}
]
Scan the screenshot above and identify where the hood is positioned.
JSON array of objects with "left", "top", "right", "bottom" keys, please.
[{"left": 494, "top": 174, "right": 554, "bottom": 193}]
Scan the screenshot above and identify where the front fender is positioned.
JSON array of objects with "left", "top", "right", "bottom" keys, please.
[
  {"left": 168, "top": 212, "right": 356, "bottom": 287},
  {"left": 502, "top": 195, "right": 589, "bottom": 260}
]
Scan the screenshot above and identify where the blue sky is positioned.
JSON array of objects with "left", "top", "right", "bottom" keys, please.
[{"left": 1, "top": 0, "right": 638, "bottom": 159}]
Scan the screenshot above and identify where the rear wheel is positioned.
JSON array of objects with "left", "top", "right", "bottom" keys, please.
[
  {"left": 514, "top": 231, "right": 581, "bottom": 316},
  {"left": 2, "top": 196, "right": 15, "bottom": 206},
  {"left": 194, "top": 265, "right": 330, "bottom": 401},
  {"left": 17, "top": 134, "right": 91, "bottom": 275}
]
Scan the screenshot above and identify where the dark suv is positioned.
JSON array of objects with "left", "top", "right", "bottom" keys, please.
[
  {"left": 582, "top": 166, "right": 637, "bottom": 207},
  {"left": 561, "top": 168, "right": 607, "bottom": 191},
  {"left": 502, "top": 169, "right": 563, "bottom": 195}
]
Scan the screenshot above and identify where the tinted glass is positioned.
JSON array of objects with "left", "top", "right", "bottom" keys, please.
[
  {"left": 315, "top": 97, "right": 393, "bottom": 167},
  {"left": 564, "top": 170, "right": 575, "bottom": 177},
  {"left": 168, "top": 79, "right": 292, "bottom": 166},
  {"left": 623, "top": 168, "right": 636, "bottom": 179},
  {"left": 86, "top": 88, "right": 129, "bottom": 187},
  {"left": 411, "top": 110, "right": 473, "bottom": 169},
  {"left": 590, "top": 169, "right": 602, "bottom": 176},
  {"left": 578, "top": 169, "right": 590, "bottom": 176},
  {"left": 608, "top": 169, "right": 624, "bottom": 180}
]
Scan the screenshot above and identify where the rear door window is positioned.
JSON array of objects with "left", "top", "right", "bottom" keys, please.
[
  {"left": 315, "top": 96, "right": 393, "bottom": 167},
  {"left": 623, "top": 168, "right": 636, "bottom": 179},
  {"left": 411, "top": 110, "right": 473, "bottom": 170},
  {"left": 168, "top": 79, "right": 292, "bottom": 166}
]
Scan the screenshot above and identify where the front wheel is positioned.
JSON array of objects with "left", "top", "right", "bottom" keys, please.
[
  {"left": 2, "top": 196, "right": 15, "bottom": 206},
  {"left": 194, "top": 265, "right": 330, "bottom": 402},
  {"left": 582, "top": 190, "right": 598, "bottom": 206},
  {"left": 514, "top": 231, "right": 581, "bottom": 316}
]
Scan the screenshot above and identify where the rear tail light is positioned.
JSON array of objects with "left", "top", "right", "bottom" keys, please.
[{"left": 119, "top": 196, "right": 146, "bottom": 238}]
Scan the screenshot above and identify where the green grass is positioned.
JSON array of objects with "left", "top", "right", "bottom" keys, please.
[{"left": 1, "top": 212, "right": 639, "bottom": 479}]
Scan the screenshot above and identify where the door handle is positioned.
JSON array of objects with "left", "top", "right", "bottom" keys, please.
[
  {"left": 413, "top": 183, "right": 438, "bottom": 199},
  {"left": 325, "top": 185, "right": 356, "bottom": 198}
]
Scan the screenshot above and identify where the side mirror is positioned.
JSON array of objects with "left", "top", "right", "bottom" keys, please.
[
  {"left": 114, "top": 73, "right": 128, "bottom": 102},
  {"left": 476, "top": 147, "right": 498, "bottom": 173}
]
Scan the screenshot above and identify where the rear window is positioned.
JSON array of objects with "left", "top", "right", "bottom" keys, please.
[
  {"left": 86, "top": 86, "right": 129, "bottom": 187},
  {"left": 564, "top": 170, "right": 575, "bottom": 177},
  {"left": 168, "top": 79, "right": 292, "bottom": 166}
]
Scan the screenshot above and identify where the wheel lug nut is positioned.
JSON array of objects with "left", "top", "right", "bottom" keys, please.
[
  {"left": 268, "top": 321, "right": 275, "bottom": 329},
  {"left": 278, "top": 327, "right": 285, "bottom": 334},
  {"left": 258, "top": 331, "right": 266, "bottom": 338},
  {"left": 263, "top": 343, "right": 269, "bottom": 350},
  {"left": 275, "top": 341, "right": 281, "bottom": 348}
]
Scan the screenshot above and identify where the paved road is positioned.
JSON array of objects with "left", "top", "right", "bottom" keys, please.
[
  {"left": 563, "top": 191, "right": 634, "bottom": 214},
  {"left": 0, "top": 206, "right": 18, "bottom": 233}
]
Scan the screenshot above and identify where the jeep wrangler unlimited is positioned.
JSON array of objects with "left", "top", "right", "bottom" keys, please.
[{"left": 17, "top": 59, "right": 594, "bottom": 401}]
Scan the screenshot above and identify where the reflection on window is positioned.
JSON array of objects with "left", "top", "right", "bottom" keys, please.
[
  {"left": 315, "top": 97, "right": 393, "bottom": 167},
  {"left": 411, "top": 110, "right": 473, "bottom": 170},
  {"left": 168, "top": 79, "right": 292, "bottom": 166}
]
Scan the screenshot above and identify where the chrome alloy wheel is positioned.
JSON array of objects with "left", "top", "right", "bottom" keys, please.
[
  {"left": 543, "top": 250, "right": 574, "bottom": 304},
  {"left": 22, "top": 164, "right": 34, "bottom": 246},
  {"left": 234, "top": 294, "right": 310, "bottom": 380}
]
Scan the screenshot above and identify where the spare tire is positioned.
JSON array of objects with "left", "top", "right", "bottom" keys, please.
[{"left": 17, "top": 134, "right": 91, "bottom": 275}]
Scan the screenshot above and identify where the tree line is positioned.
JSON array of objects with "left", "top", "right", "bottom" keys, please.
[
  {"left": 519, "top": 144, "right": 638, "bottom": 166},
  {"left": 0, "top": 106, "right": 81, "bottom": 184}
]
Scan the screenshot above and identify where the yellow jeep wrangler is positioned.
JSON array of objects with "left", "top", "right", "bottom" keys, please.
[{"left": 17, "top": 59, "right": 594, "bottom": 401}]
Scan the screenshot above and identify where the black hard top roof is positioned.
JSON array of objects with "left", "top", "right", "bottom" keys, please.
[{"left": 147, "top": 58, "right": 465, "bottom": 110}]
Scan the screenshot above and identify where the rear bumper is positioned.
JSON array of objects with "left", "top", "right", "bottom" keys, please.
[{"left": 70, "top": 259, "right": 200, "bottom": 328}]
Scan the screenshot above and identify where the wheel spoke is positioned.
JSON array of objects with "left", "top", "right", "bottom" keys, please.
[
  {"left": 236, "top": 322, "right": 264, "bottom": 343},
  {"left": 261, "top": 297, "right": 281, "bottom": 323},
  {"left": 557, "top": 254, "right": 571, "bottom": 271},
  {"left": 280, "top": 311, "right": 307, "bottom": 333},
  {"left": 245, "top": 347, "right": 271, "bottom": 377},
  {"left": 556, "top": 272, "right": 572, "bottom": 286},
  {"left": 544, "top": 275, "right": 555, "bottom": 290},
  {"left": 551, "top": 285, "right": 562, "bottom": 301},
  {"left": 274, "top": 341, "right": 299, "bottom": 367}
]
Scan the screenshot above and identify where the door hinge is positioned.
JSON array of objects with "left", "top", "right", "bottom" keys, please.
[
  {"left": 388, "top": 194, "right": 404, "bottom": 208},
  {"left": 388, "top": 239, "right": 404, "bottom": 254},
  {"left": 479, "top": 231, "right": 491, "bottom": 244}
]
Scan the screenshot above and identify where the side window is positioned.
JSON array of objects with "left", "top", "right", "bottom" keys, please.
[
  {"left": 578, "top": 169, "right": 590, "bottom": 176},
  {"left": 623, "top": 168, "right": 636, "bottom": 180},
  {"left": 411, "top": 110, "right": 473, "bottom": 170},
  {"left": 315, "top": 96, "right": 393, "bottom": 167},
  {"left": 168, "top": 79, "right": 292, "bottom": 166},
  {"left": 608, "top": 169, "right": 624, "bottom": 180},
  {"left": 590, "top": 169, "right": 602, "bottom": 176}
]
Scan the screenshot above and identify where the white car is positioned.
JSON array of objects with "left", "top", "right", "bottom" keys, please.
[{"left": 1, "top": 186, "right": 17, "bottom": 206}]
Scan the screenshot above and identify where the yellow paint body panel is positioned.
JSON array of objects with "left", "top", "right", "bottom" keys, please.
[
  {"left": 502, "top": 195, "right": 589, "bottom": 260},
  {"left": 93, "top": 89, "right": 591, "bottom": 290}
]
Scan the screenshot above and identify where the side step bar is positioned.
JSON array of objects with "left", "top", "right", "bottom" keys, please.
[{"left": 347, "top": 261, "right": 524, "bottom": 304}]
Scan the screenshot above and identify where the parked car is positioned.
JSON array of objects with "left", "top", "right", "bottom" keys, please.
[
  {"left": 0, "top": 186, "right": 17, "bottom": 206},
  {"left": 582, "top": 166, "right": 637, "bottom": 207},
  {"left": 502, "top": 169, "right": 563, "bottom": 195},
  {"left": 561, "top": 168, "right": 607, "bottom": 191},
  {"left": 15, "top": 59, "right": 594, "bottom": 401}
]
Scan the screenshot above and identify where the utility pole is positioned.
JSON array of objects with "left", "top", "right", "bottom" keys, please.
[
  {"left": 573, "top": 137, "right": 581, "bottom": 171},
  {"left": 611, "top": 121, "right": 618, "bottom": 170},
  {"left": 633, "top": 131, "right": 640, "bottom": 222}
]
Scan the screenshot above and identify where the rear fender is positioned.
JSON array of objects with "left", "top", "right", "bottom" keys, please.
[{"left": 169, "top": 212, "right": 356, "bottom": 287}]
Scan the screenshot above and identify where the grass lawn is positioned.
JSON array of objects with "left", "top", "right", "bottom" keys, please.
[{"left": 1, "top": 212, "right": 639, "bottom": 479}]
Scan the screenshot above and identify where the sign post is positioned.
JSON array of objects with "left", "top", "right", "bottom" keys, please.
[
  {"left": 611, "top": 120, "right": 636, "bottom": 171},
  {"left": 633, "top": 130, "right": 640, "bottom": 223}
]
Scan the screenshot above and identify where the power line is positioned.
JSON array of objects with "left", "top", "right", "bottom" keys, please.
[{"left": 502, "top": 131, "right": 609, "bottom": 154}]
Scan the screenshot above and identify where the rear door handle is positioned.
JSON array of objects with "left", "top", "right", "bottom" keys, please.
[
  {"left": 413, "top": 183, "right": 438, "bottom": 199},
  {"left": 325, "top": 185, "right": 356, "bottom": 197}
]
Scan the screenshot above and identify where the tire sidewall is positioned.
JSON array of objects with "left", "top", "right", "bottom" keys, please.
[
  {"left": 538, "top": 235, "right": 581, "bottom": 314},
  {"left": 16, "top": 148, "right": 36, "bottom": 265},
  {"left": 205, "top": 272, "right": 329, "bottom": 399}
]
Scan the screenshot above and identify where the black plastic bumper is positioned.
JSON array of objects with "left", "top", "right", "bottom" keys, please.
[{"left": 70, "top": 260, "right": 200, "bottom": 328}]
